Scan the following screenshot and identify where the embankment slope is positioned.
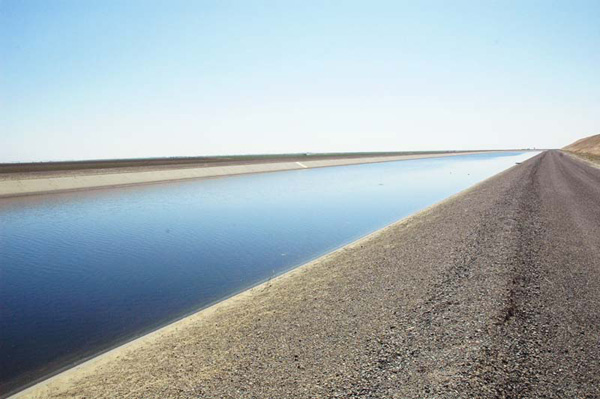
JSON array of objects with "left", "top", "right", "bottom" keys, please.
[
  {"left": 11, "top": 150, "right": 600, "bottom": 398},
  {"left": 563, "top": 133, "right": 600, "bottom": 157},
  {"left": 0, "top": 151, "right": 500, "bottom": 198}
]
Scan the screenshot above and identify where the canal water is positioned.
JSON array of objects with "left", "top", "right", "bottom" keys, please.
[{"left": 0, "top": 151, "right": 537, "bottom": 394}]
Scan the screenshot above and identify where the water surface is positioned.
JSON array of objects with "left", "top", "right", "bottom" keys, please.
[{"left": 0, "top": 152, "right": 537, "bottom": 394}]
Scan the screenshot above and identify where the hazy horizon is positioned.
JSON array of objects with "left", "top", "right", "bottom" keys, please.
[{"left": 2, "top": 1, "right": 599, "bottom": 163}]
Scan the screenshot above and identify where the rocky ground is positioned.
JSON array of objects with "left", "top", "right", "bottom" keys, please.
[{"left": 13, "top": 150, "right": 600, "bottom": 399}]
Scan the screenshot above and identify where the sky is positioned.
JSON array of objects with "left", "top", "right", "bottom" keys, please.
[{"left": 1, "top": 0, "right": 599, "bottom": 162}]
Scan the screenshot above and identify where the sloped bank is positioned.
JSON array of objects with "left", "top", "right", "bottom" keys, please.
[{"left": 0, "top": 152, "right": 492, "bottom": 198}]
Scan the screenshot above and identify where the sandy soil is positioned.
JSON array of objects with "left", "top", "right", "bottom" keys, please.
[
  {"left": 10, "top": 150, "right": 599, "bottom": 398},
  {"left": 563, "top": 133, "right": 600, "bottom": 157}
]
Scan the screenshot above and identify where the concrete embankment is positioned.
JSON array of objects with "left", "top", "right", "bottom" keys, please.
[
  {"left": 10, "top": 150, "right": 600, "bottom": 398},
  {"left": 0, "top": 152, "right": 493, "bottom": 198}
]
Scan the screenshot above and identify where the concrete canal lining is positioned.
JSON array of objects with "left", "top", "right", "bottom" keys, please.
[{"left": 0, "top": 151, "right": 501, "bottom": 198}]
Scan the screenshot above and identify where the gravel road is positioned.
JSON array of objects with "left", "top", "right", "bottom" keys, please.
[{"left": 13, "top": 150, "right": 600, "bottom": 399}]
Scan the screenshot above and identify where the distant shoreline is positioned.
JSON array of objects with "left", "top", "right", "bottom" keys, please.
[
  {"left": 0, "top": 151, "right": 478, "bottom": 173},
  {"left": 0, "top": 150, "right": 528, "bottom": 198}
]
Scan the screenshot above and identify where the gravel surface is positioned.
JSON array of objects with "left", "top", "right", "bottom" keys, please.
[{"left": 12, "top": 150, "right": 600, "bottom": 399}]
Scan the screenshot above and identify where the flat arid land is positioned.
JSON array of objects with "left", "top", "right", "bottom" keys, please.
[{"left": 11, "top": 149, "right": 600, "bottom": 399}]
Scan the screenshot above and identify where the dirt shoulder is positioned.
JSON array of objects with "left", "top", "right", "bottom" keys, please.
[
  {"left": 563, "top": 150, "right": 600, "bottom": 169},
  {"left": 11, "top": 150, "right": 600, "bottom": 398}
]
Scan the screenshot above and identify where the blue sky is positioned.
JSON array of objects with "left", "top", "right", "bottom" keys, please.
[{"left": 1, "top": 0, "right": 599, "bottom": 162}]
